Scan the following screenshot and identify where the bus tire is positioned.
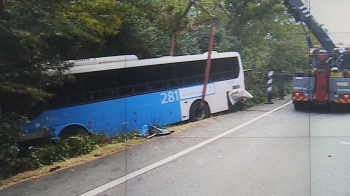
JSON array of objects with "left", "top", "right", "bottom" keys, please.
[
  {"left": 189, "top": 100, "right": 210, "bottom": 122},
  {"left": 60, "top": 126, "right": 88, "bottom": 138}
]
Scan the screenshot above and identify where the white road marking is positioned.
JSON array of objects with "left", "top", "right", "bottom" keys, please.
[
  {"left": 339, "top": 141, "right": 350, "bottom": 146},
  {"left": 79, "top": 101, "right": 292, "bottom": 196}
]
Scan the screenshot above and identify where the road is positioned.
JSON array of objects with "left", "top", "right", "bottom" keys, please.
[{"left": 1, "top": 97, "right": 350, "bottom": 196}]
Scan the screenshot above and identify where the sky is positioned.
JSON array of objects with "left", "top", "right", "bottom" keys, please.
[{"left": 304, "top": 0, "right": 350, "bottom": 45}]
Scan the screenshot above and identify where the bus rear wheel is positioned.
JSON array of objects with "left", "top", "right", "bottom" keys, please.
[
  {"left": 60, "top": 126, "right": 88, "bottom": 138},
  {"left": 190, "top": 100, "right": 210, "bottom": 122}
]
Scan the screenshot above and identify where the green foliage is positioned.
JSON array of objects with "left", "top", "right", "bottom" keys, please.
[
  {"left": 223, "top": 0, "right": 284, "bottom": 33},
  {"left": 0, "top": 113, "right": 27, "bottom": 159},
  {"left": 0, "top": 132, "right": 137, "bottom": 181},
  {"left": 243, "top": 69, "right": 269, "bottom": 107},
  {"left": 0, "top": 157, "right": 38, "bottom": 181},
  {"left": 27, "top": 134, "right": 106, "bottom": 166},
  {"left": 1, "top": 0, "right": 124, "bottom": 118},
  {"left": 6, "top": 0, "right": 126, "bottom": 58},
  {"left": 101, "top": 1, "right": 173, "bottom": 58},
  {"left": 0, "top": 113, "right": 29, "bottom": 180},
  {"left": 243, "top": 69, "right": 293, "bottom": 108}
]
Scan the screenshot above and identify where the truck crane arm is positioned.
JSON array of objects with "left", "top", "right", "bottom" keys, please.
[{"left": 284, "top": 0, "right": 336, "bottom": 52}]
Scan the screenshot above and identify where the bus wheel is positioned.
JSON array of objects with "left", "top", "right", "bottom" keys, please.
[
  {"left": 190, "top": 100, "right": 210, "bottom": 122},
  {"left": 60, "top": 126, "right": 88, "bottom": 138}
]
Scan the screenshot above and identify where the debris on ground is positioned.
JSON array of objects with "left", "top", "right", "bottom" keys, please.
[{"left": 135, "top": 124, "right": 174, "bottom": 139}]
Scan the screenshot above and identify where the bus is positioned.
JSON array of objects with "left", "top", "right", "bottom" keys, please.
[{"left": 22, "top": 51, "right": 246, "bottom": 140}]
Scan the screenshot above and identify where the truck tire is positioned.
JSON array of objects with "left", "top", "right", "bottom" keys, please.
[
  {"left": 294, "top": 102, "right": 303, "bottom": 111},
  {"left": 330, "top": 103, "right": 336, "bottom": 113}
]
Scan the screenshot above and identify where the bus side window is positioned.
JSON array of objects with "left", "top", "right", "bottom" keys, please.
[
  {"left": 209, "top": 75, "right": 213, "bottom": 82},
  {"left": 164, "top": 82, "right": 170, "bottom": 88},
  {"left": 181, "top": 80, "right": 186, "bottom": 86},
  {"left": 111, "top": 89, "right": 118, "bottom": 97},
  {"left": 232, "top": 58, "right": 240, "bottom": 78},
  {"left": 224, "top": 73, "right": 231, "bottom": 79},
  {"left": 82, "top": 71, "right": 117, "bottom": 100},
  {"left": 148, "top": 84, "right": 153, "bottom": 91},
  {"left": 169, "top": 80, "right": 178, "bottom": 88},
  {"left": 70, "top": 94, "right": 84, "bottom": 104},
  {"left": 86, "top": 93, "right": 95, "bottom": 101},
  {"left": 145, "top": 63, "right": 177, "bottom": 89},
  {"left": 131, "top": 85, "right": 147, "bottom": 94}
]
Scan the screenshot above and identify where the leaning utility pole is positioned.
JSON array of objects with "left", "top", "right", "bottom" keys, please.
[{"left": 171, "top": 0, "right": 216, "bottom": 107}]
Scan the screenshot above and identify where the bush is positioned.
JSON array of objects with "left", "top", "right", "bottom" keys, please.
[
  {"left": 0, "top": 157, "right": 38, "bottom": 180},
  {"left": 243, "top": 69, "right": 292, "bottom": 108},
  {"left": 27, "top": 135, "right": 101, "bottom": 166},
  {"left": 0, "top": 131, "right": 137, "bottom": 182},
  {"left": 0, "top": 113, "right": 26, "bottom": 160}
]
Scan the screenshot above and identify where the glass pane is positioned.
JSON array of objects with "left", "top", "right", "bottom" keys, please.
[{"left": 82, "top": 71, "right": 116, "bottom": 92}]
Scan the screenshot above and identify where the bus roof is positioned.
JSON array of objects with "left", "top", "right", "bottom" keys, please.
[
  {"left": 67, "top": 51, "right": 241, "bottom": 74},
  {"left": 67, "top": 55, "right": 139, "bottom": 66}
]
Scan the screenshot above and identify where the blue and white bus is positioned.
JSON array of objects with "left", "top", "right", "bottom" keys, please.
[{"left": 23, "top": 51, "right": 246, "bottom": 140}]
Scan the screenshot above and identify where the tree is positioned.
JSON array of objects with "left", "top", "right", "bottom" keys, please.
[{"left": 0, "top": 0, "right": 127, "bottom": 116}]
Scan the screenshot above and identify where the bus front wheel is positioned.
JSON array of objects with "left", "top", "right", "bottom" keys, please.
[
  {"left": 190, "top": 100, "right": 210, "bottom": 122},
  {"left": 60, "top": 126, "right": 88, "bottom": 138}
]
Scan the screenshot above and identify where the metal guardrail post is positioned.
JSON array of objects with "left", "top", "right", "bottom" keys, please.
[{"left": 266, "top": 69, "right": 274, "bottom": 104}]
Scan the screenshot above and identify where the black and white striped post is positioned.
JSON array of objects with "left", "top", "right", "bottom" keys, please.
[{"left": 266, "top": 69, "right": 274, "bottom": 104}]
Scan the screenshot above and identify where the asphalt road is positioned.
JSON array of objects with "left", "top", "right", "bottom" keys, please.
[{"left": 1, "top": 97, "right": 350, "bottom": 196}]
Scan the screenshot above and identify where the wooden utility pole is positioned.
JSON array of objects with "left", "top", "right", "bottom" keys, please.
[{"left": 171, "top": 0, "right": 216, "bottom": 107}]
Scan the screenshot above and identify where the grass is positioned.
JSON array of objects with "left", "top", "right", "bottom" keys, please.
[{"left": 0, "top": 138, "right": 146, "bottom": 188}]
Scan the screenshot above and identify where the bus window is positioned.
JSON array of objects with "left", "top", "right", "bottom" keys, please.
[
  {"left": 145, "top": 64, "right": 177, "bottom": 88},
  {"left": 210, "top": 58, "right": 233, "bottom": 81},
  {"left": 25, "top": 102, "right": 44, "bottom": 120},
  {"left": 124, "top": 67, "right": 146, "bottom": 86},
  {"left": 146, "top": 64, "right": 175, "bottom": 81},
  {"left": 177, "top": 60, "right": 206, "bottom": 86},
  {"left": 116, "top": 67, "right": 147, "bottom": 95},
  {"left": 79, "top": 71, "right": 117, "bottom": 101},
  {"left": 46, "top": 74, "right": 84, "bottom": 108},
  {"left": 177, "top": 60, "right": 205, "bottom": 78},
  {"left": 231, "top": 57, "right": 240, "bottom": 78},
  {"left": 81, "top": 71, "right": 116, "bottom": 100},
  {"left": 86, "top": 93, "right": 95, "bottom": 101},
  {"left": 47, "top": 75, "right": 83, "bottom": 97},
  {"left": 208, "top": 57, "right": 240, "bottom": 81}
]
